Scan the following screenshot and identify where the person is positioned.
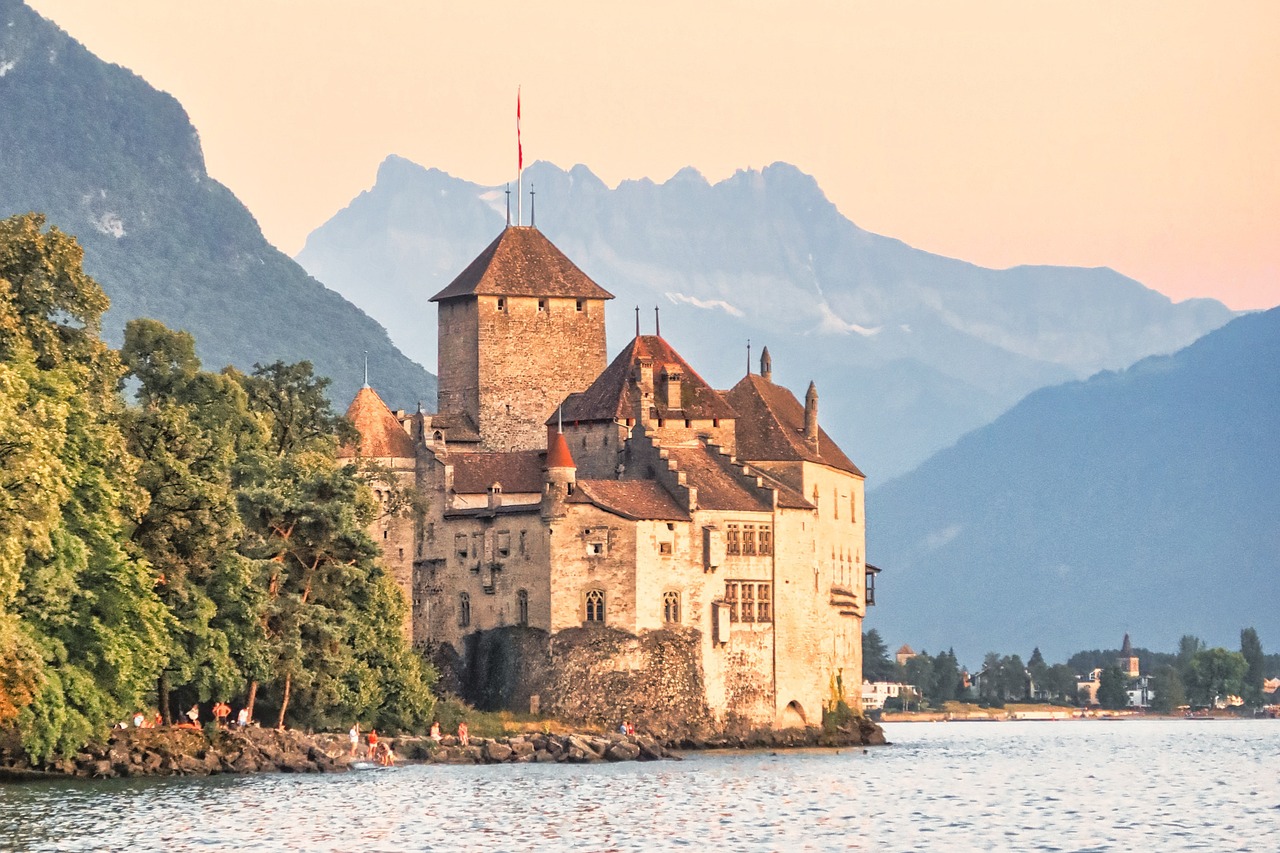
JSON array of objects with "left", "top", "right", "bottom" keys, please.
[
  {"left": 213, "top": 701, "right": 230, "bottom": 727},
  {"left": 429, "top": 720, "right": 442, "bottom": 742},
  {"left": 186, "top": 704, "right": 199, "bottom": 726},
  {"left": 368, "top": 728, "right": 379, "bottom": 757},
  {"left": 381, "top": 742, "right": 396, "bottom": 767},
  {"left": 237, "top": 707, "right": 249, "bottom": 728},
  {"left": 457, "top": 720, "right": 469, "bottom": 747},
  {"left": 152, "top": 712, "right": 163, "bottom": 728},
  {"left": 626, "top": 721, "right": 635, "bottom": 736},
  {"left": 619, "top": 721, "right": 628, "bottom": 734},
  {"left": 133, "top": 712, "right": 145, "bottom": 728},
  {"left": 349, "top": 723, "right": 360, "bottom": 757}
]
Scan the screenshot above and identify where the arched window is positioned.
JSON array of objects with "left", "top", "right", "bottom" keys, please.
[
  {"left": 459, "top": 592, "right": 471, "bottom": 628},
  {"left": 585, "top": 589, "right": 605, "bottom": 623},
  {"left": 517, "top": 589, "right": 529, "bottom": 627},
  {"left": 663, "top": 591, "right": 681, "bottom": 624}
]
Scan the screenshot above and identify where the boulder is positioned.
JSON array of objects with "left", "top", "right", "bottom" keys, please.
[
  {"left": 605, "top": 742, "right": 641, "bottom": 762},
  {"left": 483, "top": 742, "right": 513, "bottom": 763}
]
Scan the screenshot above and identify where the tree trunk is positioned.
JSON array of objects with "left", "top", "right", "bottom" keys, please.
[
  {"left": 246, "top": 680, "right": 258, "bottom": 722},
  {"left": 158, "top": 672, "right": 171, "bottom": 725},
  {"left": 276, "top": 673, "right": 291, "bottom": 730}
]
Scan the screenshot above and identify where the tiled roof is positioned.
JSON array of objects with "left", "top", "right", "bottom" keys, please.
[
  {"left": 569, "top": 480, "right": 690, "bottom": 522},
  {"left": 555, "top": 335, "right": 737, "bottom": 423},
  {"left": 426, "top": 412, "right": 481, "bottom": 443},
  {"left": 451, "top": 450, "right": 545, "bottom": 494},
  {"left": 430, "top": 226, "right": 614, "bottom": 302},
  {"left": 340, "top": 386, "right": 417, "bottom": 459},
  {"left": 753, "top": 467, "right": 815, "bottom": 510},
  {"left": 725, "top": 374, "right": 864, "bottom": 477},
  {"left": 665, "top": 446, "right": 772, "bottom": 513}
]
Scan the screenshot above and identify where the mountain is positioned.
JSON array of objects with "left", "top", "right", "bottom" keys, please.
[
  {"left": 296, "top": 155, "right": 1233, "bottom": 479},
  {"left": 867, "top": 306, "right": 1280, "bottom": 664},
  {"left": 0, "top": 0, "right": 434, "bottom": 410}
]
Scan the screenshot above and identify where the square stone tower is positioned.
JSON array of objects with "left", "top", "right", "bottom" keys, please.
[{"left": 430, "top": 226, "right": 613, "bottom": 451}]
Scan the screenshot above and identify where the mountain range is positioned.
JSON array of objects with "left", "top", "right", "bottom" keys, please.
[
  {"left": 0, "top": 0, "right": 434, "bottom": 410},
  {"left": 296, "top": 155, "right": 1233, "bottom": 479},
  {"left": 867, "top": 306, "right": 1280, "bottom": 663}
]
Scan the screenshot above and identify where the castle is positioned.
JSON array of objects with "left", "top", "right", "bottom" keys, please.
[{"left": 340, "top": 225, "right": 876, "bottom": 733}]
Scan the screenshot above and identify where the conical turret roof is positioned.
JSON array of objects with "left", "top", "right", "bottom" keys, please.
[
  {"left": 430, "top": 226, "right": 614, "bottom": 302},
  {"left": 340, "top": 386, "right": 417, "bottom": 459}
]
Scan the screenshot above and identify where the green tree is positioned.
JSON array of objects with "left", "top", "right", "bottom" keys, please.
[
  {"left": 862, "top": 629, "right": 895, "bottom": 682},
  {"left": 1239, "top": 628, "right": 1264, "bottom": 708},
  {"left": 1000, "top": 654, "right": 1028, "bottom": 702},
  {"left": 930, "top": 649, "right": 961, "bottom": 703},
  {"left": 1096, "top": 666, "right": 1130, "bottom": 710},
  {"left": 1186, "top": 648, "right": 1247, "bottom": 708},
  {"left": 1043, "top": 664, "right": 1079, "bottom": 704},
  {"left": 1176, "top": 635, "right": 1205, "bottom": 681},
  {"left": 0, "top": 214, "right": 169, "bottom": 761},
  {"left": 1027, "top": 647, "right": 1049, "bottom": 698},
  {"left": 1150, "top": 665, "right": 1187, "bottom": 714},
  {"left": 120, "top": 319, "right": 269, "bottom": 721},
  {"left": 903, "top": 652, "right": 935, "bottom": 707}
]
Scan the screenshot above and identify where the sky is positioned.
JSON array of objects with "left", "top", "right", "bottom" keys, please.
[{"left": 27, "top": 0, "right": 1279, "bottom": 311}]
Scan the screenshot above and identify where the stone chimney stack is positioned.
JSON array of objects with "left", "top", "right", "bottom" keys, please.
[
  {"left": 633, "top": 356, "right": 655, "bottom": 424},
  {"left": 760, "top": 346, "right": 772, "bottom": 382},
  {"left": 804, "top": 381, "right": 819, "bottom": 450},
  {"left": 661, "top": 365, "right": 683, "bottom": 410}
]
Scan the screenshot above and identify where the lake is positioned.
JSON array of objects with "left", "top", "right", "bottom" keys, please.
[{"left": 1, "top": 719, "right": 1276, "bottom": 851}]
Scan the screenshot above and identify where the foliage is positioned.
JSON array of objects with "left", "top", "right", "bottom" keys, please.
[
  {"left": 1186, "top": 648, "right": 1247, "bottom": 707},
  {"left": 862, "top": 629, "right": 896, "bottom": 682},
  {"left": 0, "top": 214, "right": 170, "bottom": 761},
  {"left": 822, "top": 699, "right": 859, "bottom": 735},
  {"left": 1096, "top": 666, "right": 1130, "bottom": 710},
  {"left": 1239, "top": 628, "right": 1264, "bottom": 708},
  {"left": 1149, "top": 665, "right": 1186, "bottom": 714}
]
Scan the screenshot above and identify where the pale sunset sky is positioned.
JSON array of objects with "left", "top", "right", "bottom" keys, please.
[{"left": 28, "top": 0, "right": 1279, "bottom": 310}]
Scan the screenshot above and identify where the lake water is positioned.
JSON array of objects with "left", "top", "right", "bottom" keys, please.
[{"left": 1, "top": 719, "right": 1277, "bottom": 851}]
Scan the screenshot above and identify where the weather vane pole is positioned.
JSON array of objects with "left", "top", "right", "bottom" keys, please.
[
  {"left": 363, "top": 350, "right": 369, "bottom": 388},
  {"left": 516, "top": 86, "right": 523, "bottom": 226}
]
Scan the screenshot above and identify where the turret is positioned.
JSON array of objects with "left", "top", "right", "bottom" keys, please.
[
  {"left": 760, "top": 346, "right": 772, "bottom": 382},
  {"left": 542, "top": 416, "right": 577, "bottom": 517},
  {"left": 804, "top": 381, "right": 819, "bottom": 450}
]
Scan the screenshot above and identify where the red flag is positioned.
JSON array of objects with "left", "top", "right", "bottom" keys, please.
[{"left": 517, "top": 87, "right": 522, "bottom": 172}]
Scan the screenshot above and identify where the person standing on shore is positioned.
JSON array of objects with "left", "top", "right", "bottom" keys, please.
[
  {"left": 237, "top": 707, "right": 249, "bottom": 728},
  {"left": 457, "top": 720, "right": 469, "bottom": 747},
  {"left": 368, "top": 729, "right": 379, "bottom": 758},
  {"left": 349, "top": 723, "right": 360, "bottom": 757},
  {"left": 186, "top": 704, "right": 199, "bottom": 726}
]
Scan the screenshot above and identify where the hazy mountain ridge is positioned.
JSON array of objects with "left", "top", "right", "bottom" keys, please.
[
  {"left": 297, "top": 155, "right": 1232, "bottom": 478},
  {"left": 867, "top": 306, "right": 1280, "bottom": 662},
  {"left": 0, "top": 0, "right": 435, "bottom": 410}
]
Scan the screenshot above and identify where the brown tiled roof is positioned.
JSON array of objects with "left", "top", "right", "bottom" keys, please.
[
  {"left": 430, "top": 226, "right": 614, "bottom": 302},
  {"left": 451, "top": 450, "right": 545, "bottom": 494},
  {"left": 569, "top": 480, "right": 690, "bottom": 521},
  {"left": 340, "top": 386, "right": 417, "bottom": 459},
  {"left": 725, "top": 374, "right": 864, "bottom": 477},
  {"left": 665, "top": 446, "right": 773, "bottom": 513},
  {"left": 555, "top": 335, "right": 737, "bottom": 423}
]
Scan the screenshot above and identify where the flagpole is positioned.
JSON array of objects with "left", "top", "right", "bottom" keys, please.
[{"left": 516, "top": 86, "right": 522, "bottom": 227}]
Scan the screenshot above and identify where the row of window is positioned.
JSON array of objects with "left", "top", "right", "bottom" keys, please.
[
  {"left": 724, "top": 581, "right": 773, "bottom": 623},
  {"left": 495, "top": 297, "right": 586, "bottom": 313},
  {"left": 725, "top": 523, "right": 773, "bottom": 556},
  {"left": 456, "top": 584, "right": 772, "bottom": 629},
  {"left": 813, "top": 487, "right": 859, "bottom": 523},
  {"left": 455, "top": 530, "right": 527, "bottom": 561}
]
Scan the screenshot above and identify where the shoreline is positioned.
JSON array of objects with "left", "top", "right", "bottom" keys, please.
[{"left": 0, "top": 716, "right": 887, "bottom": 783}]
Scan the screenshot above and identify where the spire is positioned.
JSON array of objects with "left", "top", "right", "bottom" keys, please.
[
  {"left": 363, "top": 350, "right": 369, "bottom": 388},
  {"left": 635, "top": 305, "right": 641, "bottom": 338},
  {"left": 654, "top": 305, "right": 660, "bottom": 337},
  {"left": 530, "top": 183, "right": 536, "bottom": 228},
  {"left": 516, "top": 86, "right": 523, "bottom": 226},
  {"left": 804, "top": 381, "right": 819, "bottom": 448},
  {"left": 1121, "top": 633, "right": 1133, "bottom": 655},
  {"left": 760, "top": 346, "right": 772, "bottom": 381},
  {"left": 505, "top": 183, "right": 511, "bottom": 227},
  {"left": 746, "top": 339, "right": 751, "bottom": 376}
]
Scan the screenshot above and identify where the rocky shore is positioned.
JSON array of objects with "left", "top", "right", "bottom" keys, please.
[{"left": 0, "top": 717, "right": 885, "bottom": 781}]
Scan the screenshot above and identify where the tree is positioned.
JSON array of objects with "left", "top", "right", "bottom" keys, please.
[
  {"left": 1150, "top": 665, "right": 1187, "bottom": 714},
  {"left": 1176, "top": 635, "right": 1205, "bottom": 681},
  {"left": 903, "top": 652, "right": 935, "bottom": 707},
  {"left": 1186, "top": 648, "right": 1247, "bottom": 708},
  {"left": 862, "top": 629, "right": 895, "bottom": 682},
  {"left": 1027, "top": 647, "right": 1049, "bottom": 699},
  {"left": 1000, "top": 654, "right": 1028, "bottom": 702},
  {"left": 1096, "top": 666, "right": 1130, "bottom": 710},
  {"left": 930, "top": 649, "right": 961, "bottom": 704},
  {"left": 1239, "top": 628, "right": 1264, "bottom": 708},
  {"left": 1043, "top": 664, "right": 1079, "bottom": 704},
  {"left": 0, "top": 214, "right": 169, "bottom": 761}
]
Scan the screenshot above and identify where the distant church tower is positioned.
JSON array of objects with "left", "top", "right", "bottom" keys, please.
[
  {"left": 1117, "top": 633, "right": 1140, "bottom": 678},
  {"left": 430, "top": 226, "right": 614, "bottom": 451}
]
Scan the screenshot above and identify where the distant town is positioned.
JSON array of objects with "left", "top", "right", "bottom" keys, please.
[{"left": 861, "top": 629, "right": 1280, "bottom": 719}]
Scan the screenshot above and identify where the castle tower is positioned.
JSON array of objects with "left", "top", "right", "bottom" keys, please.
[
  {"left": 430, "top": 226, "right": 614, "bottom": 452},
  {"left": 1118, "top": 633, "right": 1140, "bottom": 678}
]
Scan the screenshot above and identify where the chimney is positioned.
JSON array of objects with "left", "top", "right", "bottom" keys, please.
[
  {"left": 633, "top": 356, "right": 655, "bottom": 423},
  {"left": 804, "top": 381, "right": 819, "bottom": 450},
  {"left": 760, "top": 346, "right": 772, "bottom": 382},
  {"left": 661, "top": 365, "right": 683, "bottom": 410}
]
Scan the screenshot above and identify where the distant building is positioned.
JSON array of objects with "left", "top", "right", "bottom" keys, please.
[
  {"left": 1117, "top": 633, "right": 1140, "bottom": 678},
  {"left": 861, "top": 681, "right": 909, "bottom": 712},
  {"left": 896, "top": 644, "right": 917, "bottom": 668}
]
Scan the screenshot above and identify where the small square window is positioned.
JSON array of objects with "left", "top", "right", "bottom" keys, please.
[
  {"left": 659, "top": 542, "right": 672, "bottom": 555},
  {"left": 497, "top": 297, "right": 506, "bottom": 311},
  {"left": 575, "top": 299, "right": 583, "bottom": 312},
  {"left": 538, "top": 299, "right": 546, "bottom": 312}
]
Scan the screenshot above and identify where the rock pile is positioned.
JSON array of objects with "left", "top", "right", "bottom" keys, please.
[{"left": 401, "top": 731, "right": 671, "bottom": 765}]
